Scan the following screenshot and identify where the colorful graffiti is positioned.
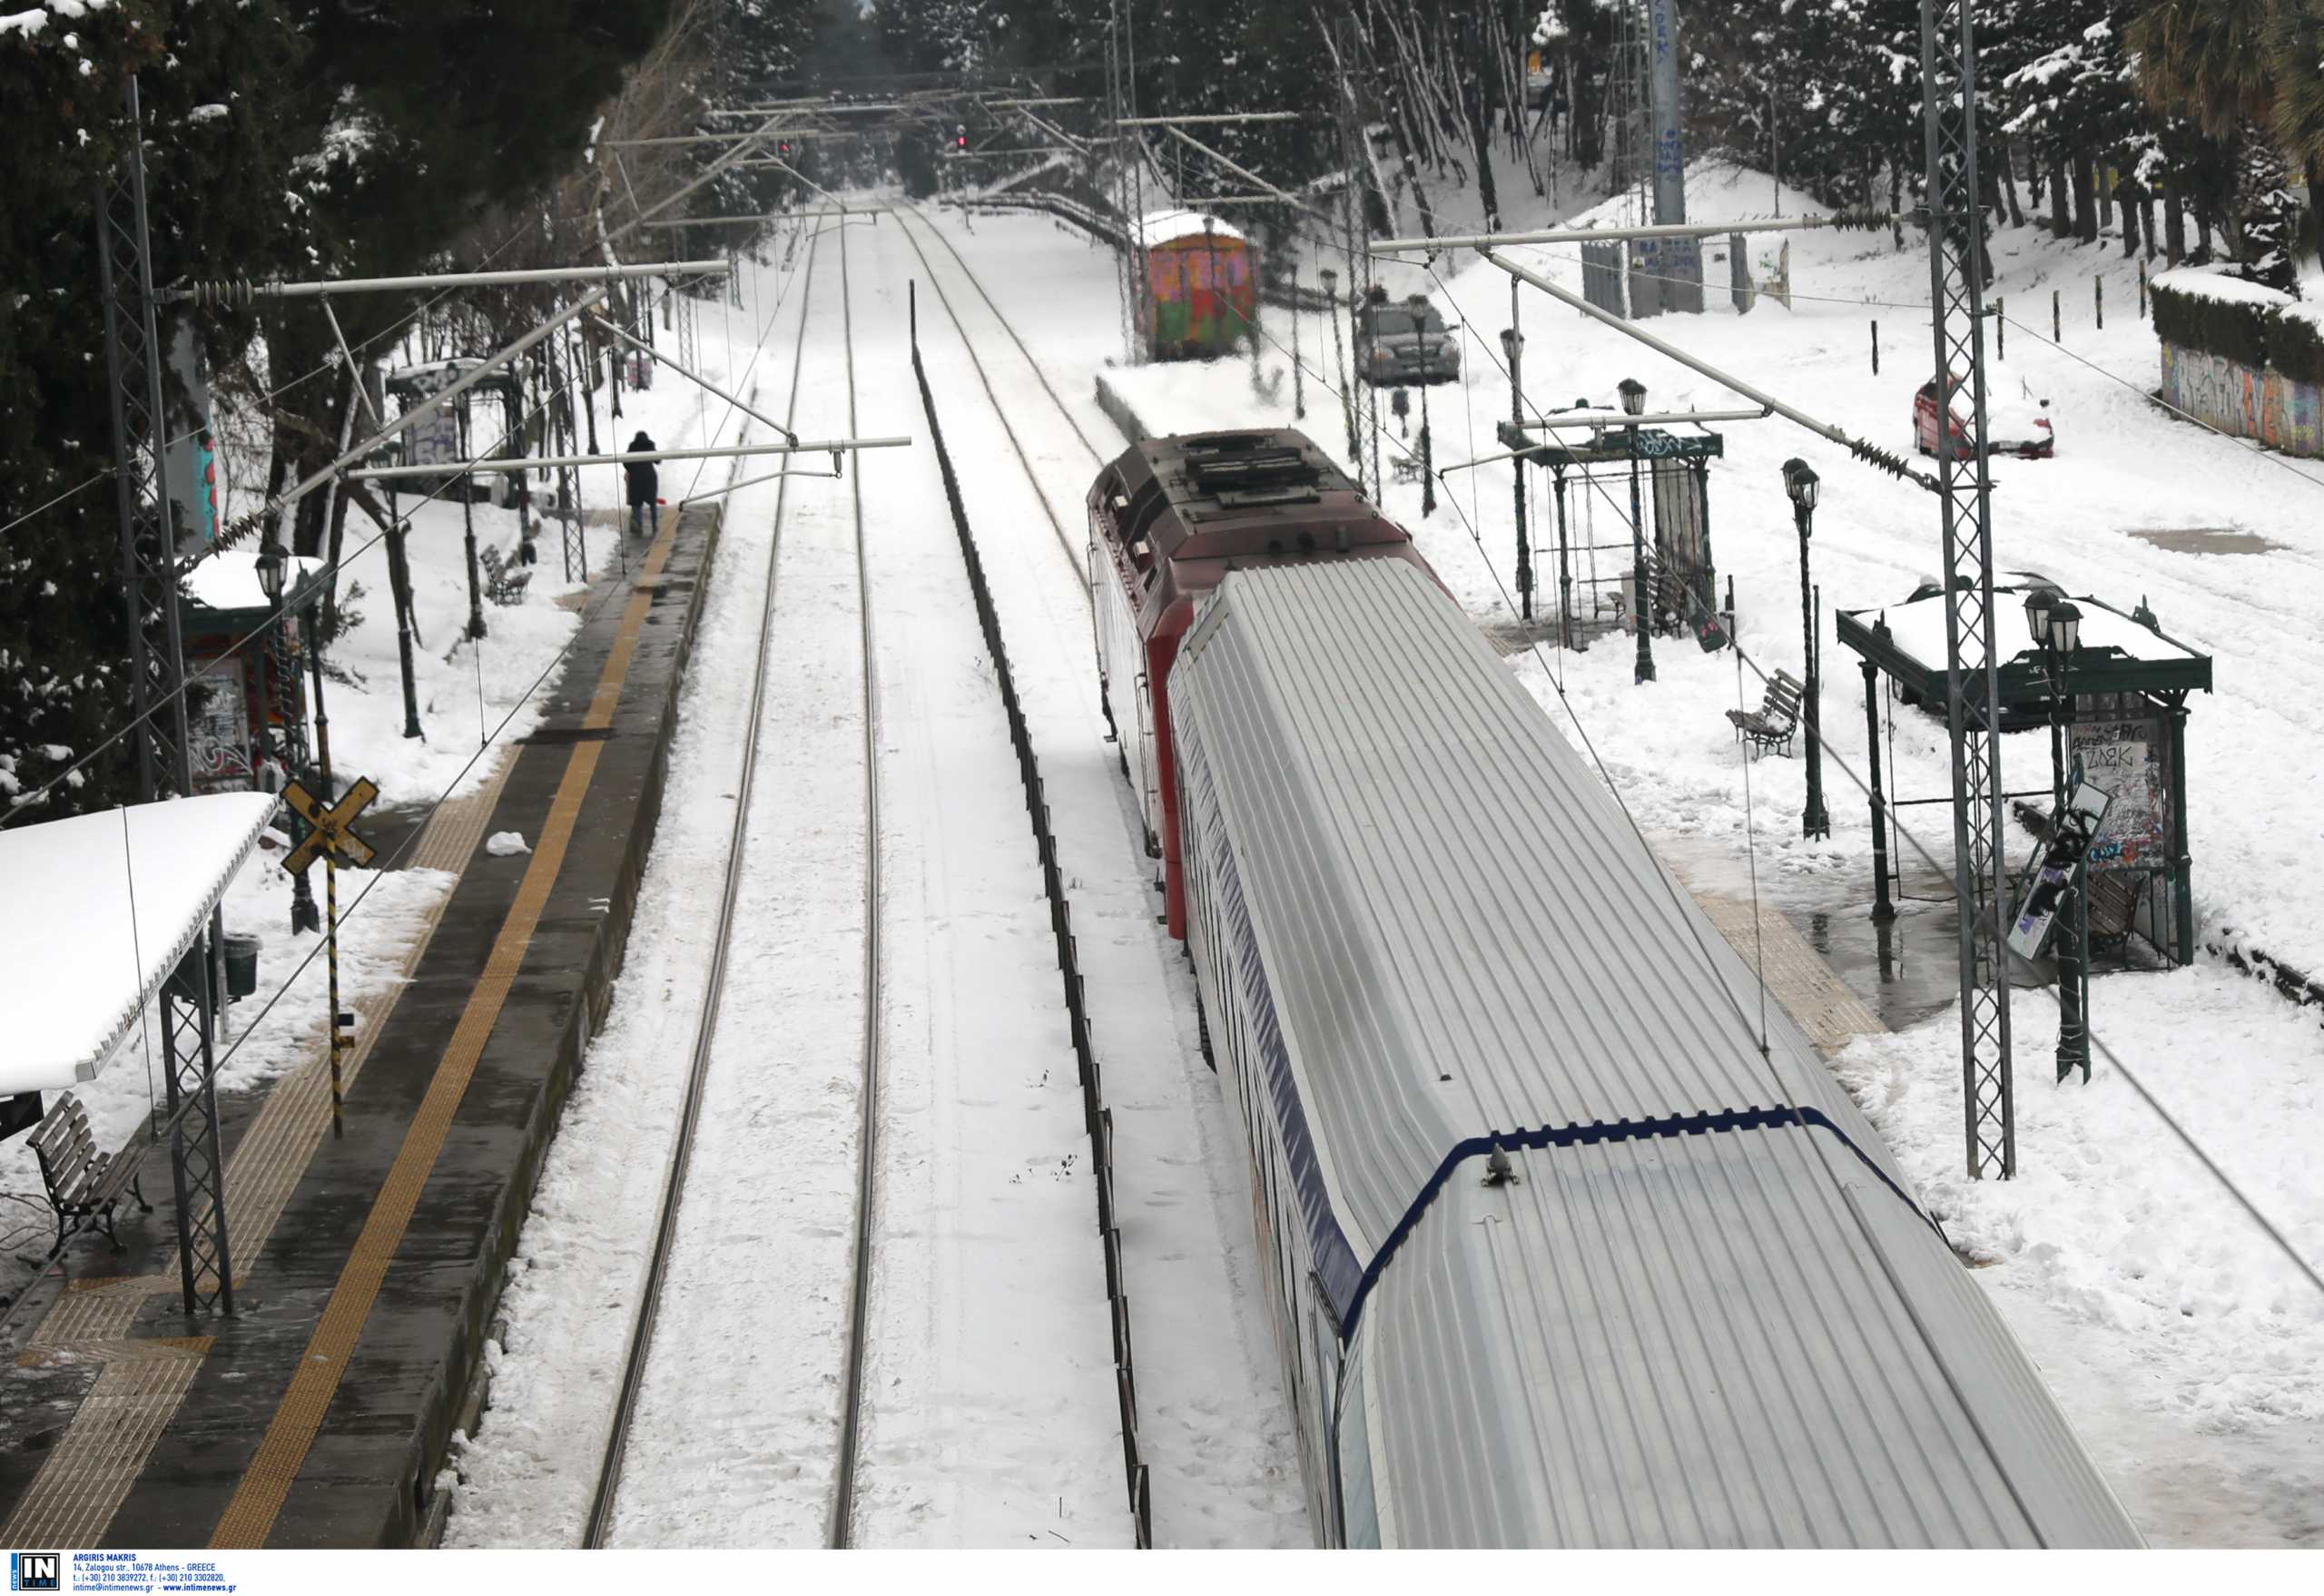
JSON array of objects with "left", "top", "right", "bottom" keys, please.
[{"left": 2160, "top": 341, "right": 2324, "bottom": 457}]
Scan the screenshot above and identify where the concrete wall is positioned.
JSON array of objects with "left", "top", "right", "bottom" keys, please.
[{"left": 2160, "top": 340, "right": 2324, "bottom": 457}]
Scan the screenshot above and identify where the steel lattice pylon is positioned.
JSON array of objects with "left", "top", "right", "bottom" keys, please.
[
  {"left": 1917, "top": 1, "right": 2015, "bottom": 1178},
  {"left": 96, "top": 76, "right": 237, "bottom": 1312}
]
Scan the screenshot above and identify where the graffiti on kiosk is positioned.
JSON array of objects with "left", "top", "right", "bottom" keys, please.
[
  {"left": 2161, "top": 342, "right": 2324, "bottom": 458},
  {"left": 2068, "top": 716, "right": 2168, "bottom": 871}
]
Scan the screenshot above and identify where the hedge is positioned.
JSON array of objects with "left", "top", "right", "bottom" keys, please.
[{"left": 2151, "top": 272, "right": 2324, "bottom": 385}]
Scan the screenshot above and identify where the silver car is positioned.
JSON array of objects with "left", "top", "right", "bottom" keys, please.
[{"left": 1355, "top": 296, "right": 1462, "bottom": 387}]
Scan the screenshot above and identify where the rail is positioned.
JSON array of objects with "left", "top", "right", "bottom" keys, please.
[{"left": 908, "top": 281, "right": 1154, "bottom": 1549}]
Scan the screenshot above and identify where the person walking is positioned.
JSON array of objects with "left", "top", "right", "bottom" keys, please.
[{"left": 624, "top": 430, "right": 659, "bottom": 538}]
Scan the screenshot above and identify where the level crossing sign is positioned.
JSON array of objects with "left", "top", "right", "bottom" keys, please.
[{"left": 280, "top": 777, "right": 379, "bottom": 874}]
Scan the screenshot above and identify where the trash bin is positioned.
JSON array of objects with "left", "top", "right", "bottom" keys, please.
[{"left": 222, "top": 933, "right": 261, "bottom": 1001}]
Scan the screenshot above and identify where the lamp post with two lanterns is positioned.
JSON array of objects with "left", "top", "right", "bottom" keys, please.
[
  {"left": 1784, "top": 458, "right": 1829, "bottom": 840},
  {"left": 1620, "top": 378, "right": 1654, "bottom": 684},
  {"left": 2024, "top": 585, "right": 2090, "bottom": 1083}
]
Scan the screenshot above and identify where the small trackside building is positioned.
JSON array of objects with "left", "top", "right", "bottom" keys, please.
[{"left": 1085, "top": 429, "right": 1434, "bottom": 939}]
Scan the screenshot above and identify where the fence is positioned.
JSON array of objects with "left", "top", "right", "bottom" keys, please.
[{"left": 908, "top": 285, "right": 1154, "bottom": 1548}]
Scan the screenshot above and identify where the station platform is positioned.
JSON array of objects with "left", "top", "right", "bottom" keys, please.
[{"left": 0, "top": 506, "right": 721, "bottom": 1549}]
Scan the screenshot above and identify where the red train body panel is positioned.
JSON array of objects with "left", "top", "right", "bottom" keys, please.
[{"left": 1084, "top": 429, "right": 1435, "bottom": 936}]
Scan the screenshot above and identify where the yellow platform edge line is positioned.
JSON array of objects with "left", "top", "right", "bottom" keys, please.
[{"left": 209, "top": 527, "right": 678, "bottom": 1549}]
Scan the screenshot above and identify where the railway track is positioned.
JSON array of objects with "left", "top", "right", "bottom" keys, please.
[
  {"left": 580, "top": 216, "right": 886, "bottom": 1551},
  {"left": 892, "top": 204, "right": 1108, "bottom": 578}
]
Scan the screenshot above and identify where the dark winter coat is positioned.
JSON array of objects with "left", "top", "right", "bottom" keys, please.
[{"left": 624, "top": 432, "right": 658, "bottom": 506}]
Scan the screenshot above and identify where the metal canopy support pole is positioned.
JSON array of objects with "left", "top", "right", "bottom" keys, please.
[
  {"left": 1920, "top": 0, "right": 2015, "bottom": 1178},
  {"left": 98, "top": 74, "right": 233, "bottom": 1317},
  {"left": 1863, "top": 658, "right": 1896, "bottom": 921},
  {"left": 1554, "top": 468, "right": 1576, "bottom": 651},
  {"left": 2169, "top": 699, "right": 2194, "bottom": 965},
  {"left": 1508, "top": 280, "right": 1530, "bottom": 620}
]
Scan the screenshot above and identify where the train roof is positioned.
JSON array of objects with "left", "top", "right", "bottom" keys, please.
[
  {"left": 1089, "top": 430, "right": 1426, "bottom": 633},
  {"left": 1170, "top": 558, "right": 2141, "bottom": 1548}
]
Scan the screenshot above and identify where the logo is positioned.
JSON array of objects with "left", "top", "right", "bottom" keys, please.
[{"left": 10, "top": 1553, "right": 59, "bottom": 1592}]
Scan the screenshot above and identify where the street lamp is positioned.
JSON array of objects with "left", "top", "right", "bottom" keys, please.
[
  {"left": 1620, "top": 378, "right": 1653, "bottom": 684},
  {"left": 1783, "top": 458, "right": 1828, "bottom": 839},
  {"left": 2024, "top": 586, "right": 2088, "bottom": 1082}
]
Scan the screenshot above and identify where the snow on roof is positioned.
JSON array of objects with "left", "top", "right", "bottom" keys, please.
[
  {"left": 2149, "top": 265, "right": 2295, "bottom": 310},
  {"left": 182, "top": 551, "right": 325, "bottom": 616},
  {"left": 1865, "top": 586, "right": 2201, "bottom": 672},
  {"left": 1137, "top": 209, "right": 1248, "bottom": 250},
  {"left": 0, "top": 793, "right": 281, "bottom": 1094}
]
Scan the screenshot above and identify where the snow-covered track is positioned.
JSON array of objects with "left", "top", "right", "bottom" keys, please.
[
  {"left": 577, "top": 220, "right": 886, "bottom": 1550},
  {"left": 825, "top": 216, "right": 881, "bottom": 1552},
  {"left": 892, "top": 204, "right": 1108, "bottom": 576}
]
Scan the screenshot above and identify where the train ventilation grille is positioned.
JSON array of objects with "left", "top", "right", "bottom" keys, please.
[{"left": 1186, "top": 447, "right": 1324, "bottom": 507}]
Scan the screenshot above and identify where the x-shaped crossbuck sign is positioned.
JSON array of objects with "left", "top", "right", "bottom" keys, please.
[{"left": 280, "top": 776, "right": 379, "bottom": 875}]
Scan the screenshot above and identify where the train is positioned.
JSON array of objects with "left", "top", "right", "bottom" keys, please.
[{"left": 1085, "top": 428, "right": 2142, "bottom": 1548}]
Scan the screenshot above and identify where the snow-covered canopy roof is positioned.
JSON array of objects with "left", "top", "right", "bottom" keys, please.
[
  {"left": 0, "top": 793, "right": 280, "bottom": 1095},
  {"left": 1871, "top": 586, "right": 2201, "bottom": 672},
  {"left": 1137, "top": 209, "right": 1248, "bottom": 250},
  {"left": 182, "top": 551, "right": 326, "bottom": 619}
]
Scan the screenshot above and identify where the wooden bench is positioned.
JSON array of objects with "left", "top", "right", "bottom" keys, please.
[
  {"left": 478, "top": 543, "right": 533, "bottom": 606},
  {"left": 1726, "top": 669, "right": 1804, "bottom": 758},
  {"left": 27, "top": 1095, "right": 150, "bottom": 1256}
]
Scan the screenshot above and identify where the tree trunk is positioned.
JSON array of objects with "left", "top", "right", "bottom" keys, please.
[
  {"left": 2165, "top": 185, "right": 2185, "bottom": 263},
  {"left": 2142, "top": 191, "right": 2160, "bottom": 261},
  {"left": 2073, "top": 151, "right": 2098, "bottom": 243},
  {"left": 2001, "top": 136, "right": 2024, "bottom": 227},
  {"left": 2121, "top": 180, "right": 2142, "bottom": 256},
  {"left": 2050, "top": 159, "right": 2073, "bottom": 238},
  {"left": 1466, "top": 56, "right": 1502, "bottom": 231}
]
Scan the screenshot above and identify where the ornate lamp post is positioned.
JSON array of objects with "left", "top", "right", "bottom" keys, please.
[
  {"left": 1784, "top": 458, "right": 1828, "bottom": 838},
  {"left": 2025, "top": 586, "right": 2089, "bottom": 1082},
  {"left": 1620, "top": 378, "right": 1653, "bottom": 683}
]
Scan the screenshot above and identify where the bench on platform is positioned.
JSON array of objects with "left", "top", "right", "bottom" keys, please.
[
  {"left": 478, "top": 544, "right": 533, "bottom": 606},
  {"left": 1726, "top": 669, "right": 1804, "bottom": 758},
  {"left": 27, "top": 1095, "right": 151, "bottom": 1256}
]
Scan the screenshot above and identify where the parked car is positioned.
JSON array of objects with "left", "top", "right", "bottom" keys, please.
[
  {"left": 1915, "top": 359, "right": 2055, "bottom": 458},
  {"left": 1354, "top": 292, "right": 1462, "bottom": 387}
]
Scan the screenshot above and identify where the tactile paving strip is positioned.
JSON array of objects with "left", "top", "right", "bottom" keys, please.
[{"left": 1690, "top": 891, "right": 1888, "bottom": 1057}]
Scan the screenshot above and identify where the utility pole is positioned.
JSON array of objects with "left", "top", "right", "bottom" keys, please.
[
  {"left": 97, "top": 74, "right": 235, "bottom": 1319},
  {"left": 1920, "top": 0, "right": 2016, "bottom": 1178}
]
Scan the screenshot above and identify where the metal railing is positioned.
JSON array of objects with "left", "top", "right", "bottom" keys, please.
[{"left": 909, "top": 305, "right": 1154, "bottom": 1550}]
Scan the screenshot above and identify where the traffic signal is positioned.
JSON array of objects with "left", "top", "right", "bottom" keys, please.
[
  {"left": 955, "top": 124, "right": 967, "bottom": 149},
  {"left": 778, "top": 141, "right": 791, "bottom": 155}
]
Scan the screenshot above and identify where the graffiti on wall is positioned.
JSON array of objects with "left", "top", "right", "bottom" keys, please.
[{"left": 2161, "top": 342, "right": 2324, "bottom": 457}]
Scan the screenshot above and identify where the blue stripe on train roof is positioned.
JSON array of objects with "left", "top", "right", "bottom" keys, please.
[
  {"left": 1178, "top": 682, "right": 1937, "bottom": 1346},
  {"left": 1184, "top": 721, "right": 1366, "bottom": 1318}
]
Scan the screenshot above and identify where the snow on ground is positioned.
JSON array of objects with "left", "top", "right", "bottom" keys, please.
[
  {"left": 449, "top": 212, "right": 1131, "bottom": 1548},
  {"left": 443, "top": 241, "right": 823, "bottom": 1547},
  {"left": 897, "top": 204, "right": 1308, "bottom": 1546},
  {"left": 970, "top": 163, "right": 2324, "bottom": 1544}
]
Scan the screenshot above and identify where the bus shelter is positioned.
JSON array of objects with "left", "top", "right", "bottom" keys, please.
[
  {"left": 384, "top": 360, "right": 529, "bottom": 507},
  {"left": 1837, "top": 582, "right": 2213, "bottom": 965},
  {"left": 1497, "top": 415, "right": 1723, "bottom": 646}
]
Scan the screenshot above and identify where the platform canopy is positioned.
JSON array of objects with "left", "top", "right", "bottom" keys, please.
[
  {"left": 0, "top": 793, "right": 280, "bottom": 1095},
  {"left": 182, "top": 549, "right": 328, "bottom": 628},
  {"left": 1839, "top": 580, "right": 2212, "bottom": 729}
]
